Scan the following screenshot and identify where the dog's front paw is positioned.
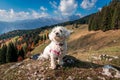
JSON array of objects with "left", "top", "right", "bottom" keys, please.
[
  {"left": 50, "top": 65, "right": 56, "bottom": 70},
  {"left": 58, "top": 60, "right": 64, "bottom": 66}
]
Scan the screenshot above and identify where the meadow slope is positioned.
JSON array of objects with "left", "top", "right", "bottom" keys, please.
[{"left": 0, "top": 24, "right": 120, "bottom": 80}]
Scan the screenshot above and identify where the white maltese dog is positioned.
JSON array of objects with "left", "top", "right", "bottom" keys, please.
[{"left": 38, "top": 26, "right": 71, "bottom": 69}]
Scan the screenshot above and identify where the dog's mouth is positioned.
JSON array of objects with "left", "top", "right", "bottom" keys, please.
[
  {"left": 56, "top": 35, "right": 64, "bottom": 39},
  {"left": 55, "top": 36, "right": 65, "bottom": 41},
  {"left": 56, "top": 35, "right": 60, "bottom": 37}
]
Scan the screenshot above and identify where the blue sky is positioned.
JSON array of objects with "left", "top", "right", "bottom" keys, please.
[{"left": 0, "top": 0, "right": 111, "bottom": 22}]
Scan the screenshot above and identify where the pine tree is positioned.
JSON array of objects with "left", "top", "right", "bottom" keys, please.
[
  {"left": 34, "top": 35, "right": 40, "bottom": 45},
  {"left": 89, "top": 15, "right": 98, "bottom": 31},
  {"left": 88, "top": 17, "right": 93, "bottom": 31},
  {"left": 22, "top": 42, "right": 27, "bottom": 55},
  {"left": 0, "top": 44, "right": 7, "bottom": 64},
  {"left": 6, "top": 42, "right": 18, "bottom": 62},
  {"left": 101, "top": 7, "right": 109, "bottom": 31},
  {"left": 43, "top": 34, "right": 47, "bottom": 41},
  {"left": 111, "top": 4, "right": 120, "bottom": 29},
  {"left": 111, "top": 8, "right": 117, "bottom": 29},
  {"left": 17, "top": 47, "right": 25, "bottom": 60},
  {"left": 88, "top": 0, "right": 120, "bottom": 31},
  {"left": 112, "top": 0, "right": 120, "bottom": 3}
]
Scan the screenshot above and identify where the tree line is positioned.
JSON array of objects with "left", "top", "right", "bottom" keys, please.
[
  {"left": 0, "top": 42, "right": 23, "bottom": 64},
  {"left": 0, "top": 30, "right": 49, "bottom": 64},
  {"left": 89, "top": 0, "right": 120, "bottom": 31}
]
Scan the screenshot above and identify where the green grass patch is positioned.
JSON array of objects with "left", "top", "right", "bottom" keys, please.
[
  {"left": 110, "top": 56, "right": 120, "bottom": 67},
  {"left": 31, "top": 42, "right": 49, "bottom": 55},
  {"left": 88, "top": 46, "right": 120, "bottom": 54},
  {"left": 98, "top": 46, "right": 120, "bottom": 53}
]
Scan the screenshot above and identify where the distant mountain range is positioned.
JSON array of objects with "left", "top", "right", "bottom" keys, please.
[
  {"left": 0, "top": 15, "right": 81, "bottom": 34},
  {"left": 0, "top": 14, "right": 92, "bottom": 40}
]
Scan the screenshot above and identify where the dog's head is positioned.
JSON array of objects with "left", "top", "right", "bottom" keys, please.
[{"left": 49, "top": 26, "right": 71, "bottom": 42}]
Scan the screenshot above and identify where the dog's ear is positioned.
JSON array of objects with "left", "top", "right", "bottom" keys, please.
[
  {"left": 49, "top": 32, "right": 54, "bottom": 41},
  {"left": 65, "top": 29, "right": 71, "bottom": 38}
]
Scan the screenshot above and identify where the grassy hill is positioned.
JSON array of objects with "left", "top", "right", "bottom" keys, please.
[
  {"left": 0, "top": 24, "right": 120, "bottom": 80},
  {"left": 0, "top": 0, "right": 120, "bottom": 79},
  {"left": 32, "top": 24, "right": 120, "bottom": 63},
  {"left": 67, "top": 24, "right": 120, "bottom": 65}
]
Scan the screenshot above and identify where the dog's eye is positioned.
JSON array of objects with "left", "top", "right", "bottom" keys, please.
[{"left": 60, "top": 30, "right": 62, "bottom": 32}]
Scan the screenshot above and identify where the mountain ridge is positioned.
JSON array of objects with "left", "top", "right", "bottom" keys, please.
[
  {"left": 0, "top": 14, "right": 90, "bottom": 40},
  {"left": 0, "top": 15, "right": 81, "bottom": 34}
]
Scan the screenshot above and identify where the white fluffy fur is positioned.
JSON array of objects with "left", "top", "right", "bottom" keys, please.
[{"left": 38, "top": 26, "right": 71, "bottom": 69}]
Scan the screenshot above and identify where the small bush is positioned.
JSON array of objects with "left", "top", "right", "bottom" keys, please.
[{"left": 110, "top": 56, "right": 120, "bottom": 66}]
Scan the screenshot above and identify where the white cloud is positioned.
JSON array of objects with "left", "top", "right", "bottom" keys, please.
[
  {"left": 76, "top": 13, "right": 82, "bottom": 17},
  {"left": 54, "top": 10, "right": 58, "bottom": 14},
  {"left": 31, "top": 10, "right": 48, "bottom": 18},
  {"left": 98, "top": 7, "right": 102, "bottom": 11},
  {"left": 49, "top": 1, "right": 57, "bottom": 9},
  {"left": 0, "top": 9, "right": 49, "bottom": 22},
  {"left": 80, "top": 0, "right": 97, "bottom": 9},
  {"left": 58, "top": 0, "right": 78, "bottom": 16},
  {"left": 40, "top": 6, "right": 47, "bottom": 11}
]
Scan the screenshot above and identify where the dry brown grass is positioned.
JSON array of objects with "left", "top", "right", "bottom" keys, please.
[
  {"left": 1, "top": 24, "right": 120, "bottom": 80},
  {"left": 32, "top": 24, "right": 120, "bottom": 62},
  {"left": 68, "top": 25, "right": 120, "bottom": 52},
  {"left": 66, "top": 24, "right": 120, "bottom": 65}
]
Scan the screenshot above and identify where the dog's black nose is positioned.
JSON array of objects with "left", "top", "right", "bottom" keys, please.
[{"left": 56, "top": 32, "right": 59, "bottom": 35}]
